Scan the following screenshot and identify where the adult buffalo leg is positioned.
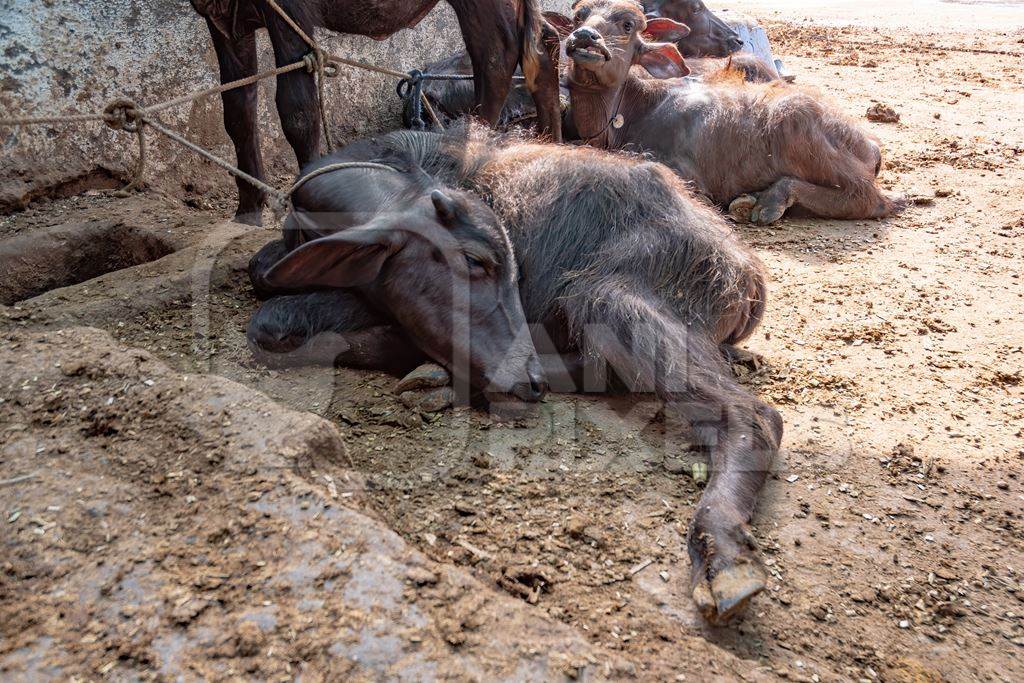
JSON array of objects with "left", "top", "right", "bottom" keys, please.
[
  {"left": 450, "top": 0, "right": 518, "bottom": 126},
  {"left": 563, "top": 281, "right": 782, "bottom": 622},
  {"left": 523, "top": 21, "right": 564, "bottom": 142},
  {"left": 730, "top": 175, "right": 896, "bottom": 224},
  {"left": 207, "top": 21, "right": 266, "bottom": 225},
  {"left": 265, "top": 12, "right": 321, "bottom": 168},
  {"left": 247, "top": 290, "right": 425, "bottom": 373}
]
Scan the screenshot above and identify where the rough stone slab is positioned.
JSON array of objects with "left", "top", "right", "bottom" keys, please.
[{"left": 0, "top": 327, "right": 608, "bottom": 680}]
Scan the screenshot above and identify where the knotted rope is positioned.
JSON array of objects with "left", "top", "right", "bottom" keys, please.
[
  {"left": 397, "top": 70, "right": 476, "bottom": 130},
  {"left": 101, "top": 99, "right": 146, "bottom": 195}
]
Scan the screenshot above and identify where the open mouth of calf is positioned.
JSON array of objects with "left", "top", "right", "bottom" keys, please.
[{"left": 567, "top": 41, "right": 611, "bottom": 64}]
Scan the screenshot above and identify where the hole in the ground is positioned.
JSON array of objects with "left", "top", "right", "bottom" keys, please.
[{"left": 0, "top": 220, "right": 175, "bottom": 304}]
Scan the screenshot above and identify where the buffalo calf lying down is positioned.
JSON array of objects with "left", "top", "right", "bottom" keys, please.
[
  {"left": 564, "top": 0, "right": 902, "bottom": 224},
  {"left": 641, "top": 0, "right": 743, "bottom": 57},
  {"left": 247, "top": 126, "right": 783, "bottom": 623}
]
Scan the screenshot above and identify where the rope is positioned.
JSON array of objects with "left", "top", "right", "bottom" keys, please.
[
  {"left": 395, "top": 70, "right": 530, "bottom": 130},
  {"left": 2, "top": 59, "right": 312, "bottom": 131},
  {"left": 575, "top": 80, "right": 628, "bottom": 145},
  {"left": 144, "top": 59, "right": 310, "bottom": 116},
  {"left": 0, "top": 61, "right": 450, "bottom": 206},
  {"left": 397, "top": 70, "right": 473, "bottom": 129},
  {"left": 0, "top": 111, "right": 108, "bottom": 126},
  {"left": 257, "top": 0, "right": 337, "bottom": 149},
  {"left": 264, "top": 0, "right": 419, "bottom": 140},
  {"left": 314, "top": 54, "right": 335, "bottom": 150},
  {"left": 321, "top": 50, "right": 446, "bottom": 129},
  {"left": 0, "top": 60, "right": 312, "bottom": 197},
  {"left": 0, "top": 0, "right": 507, "bottom": 205},
  {"left": 144, "top": 113, "right": 399, "bottom": 214},
  {"left": 98, "top": 99, "right": 147, "bottom": 196},
  {"left": 285, "top": 161, "right": 401, "bottom": 199},
  {"left": 260, "top": 0, "right": 441, "bottom": 129},
  {"left": 264, "top": 0, "right": 318, "bottom": 52},
  {"left": 142, "top": 115, "right": 282, "bottom": 200}
]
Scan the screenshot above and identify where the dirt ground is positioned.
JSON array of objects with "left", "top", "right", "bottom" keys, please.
[{"left": 2, "top": 4, "right": 1023, "bottom": 682}]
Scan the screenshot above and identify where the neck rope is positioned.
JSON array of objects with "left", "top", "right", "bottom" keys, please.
[{"left": 571, "top": 79, "right": 628, "bottom": 145}]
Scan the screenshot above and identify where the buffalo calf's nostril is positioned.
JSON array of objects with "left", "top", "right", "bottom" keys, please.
[
  {"left": 572, "top": 27, "right": 601, "bottom": 44},
  {"left": 512, "top": 377, "right": 548, "bottom": 403},
  {"left": 531, "top": 377, "right": 549, "bottom": 401}
]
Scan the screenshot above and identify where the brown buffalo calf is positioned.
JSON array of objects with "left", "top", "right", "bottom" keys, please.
[
  {"left": 641, "top": 0, "right": 744, "bottom": 56},
  {"left": 561, "top": 0, "right": 902, "bottom": 224}
]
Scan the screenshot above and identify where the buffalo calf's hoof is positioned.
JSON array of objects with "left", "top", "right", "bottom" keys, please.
[
  {"left": 728, "top": 194, "right": 757, "bottom": 223},
  {"left": 749, "top": 201, "right": 787, "bottom": 226},
  {"left": 394, "top": 363, "right": 451, "bottom": 393},
  {"left": 396, "top": 364, "right": 453, "bottom": 414},
  {"left": 400, "top": 387, "right": 454, "bottom": 413},
  {"left": 729, "top": 191, "right": 791, "bottom": 225},
  {"left": 689, "top": 518, "right": 767, "bottom": 623},
  {"left": 692, "top": 561, "right": 767, "bottom": 624}
]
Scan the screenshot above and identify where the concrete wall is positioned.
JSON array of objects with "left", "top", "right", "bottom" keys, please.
[{"left": 0, "top": 0, "right": 570, "bottom": 207}]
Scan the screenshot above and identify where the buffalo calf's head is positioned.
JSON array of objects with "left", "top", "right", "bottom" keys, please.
[
  {"left": 265, "top": 189, "right": 547, "bottom": 404},
  {"left": 563, "top": 0, "right": 690, "bottom": 91},
  {"left": 643, "top": 0, "right": 744, "bottom": 57}
]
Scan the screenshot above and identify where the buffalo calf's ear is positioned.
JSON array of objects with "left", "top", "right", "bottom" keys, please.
[
  {"left": 431, "top": 190, "right": 459, "bottom": 226},
  {"left": 543, "top": 11, "right": 575, "bottom": 38},
  {"left": 643, "top": 18, "right": 691, "bottom": 43},
  {"left": 264, "top": 225, "right": 404, "bottom": 290},
  {"left": 637, "top": 41, "right": 690, "bottom": 78}
]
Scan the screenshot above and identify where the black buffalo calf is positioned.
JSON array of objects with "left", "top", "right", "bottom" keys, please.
[{"left": 248, "top": 126, "right": 782, "bottom": 623}]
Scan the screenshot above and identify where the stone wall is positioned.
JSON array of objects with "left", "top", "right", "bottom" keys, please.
[{"left": 0, "top": 0, "right": 570, "bottom": 206}]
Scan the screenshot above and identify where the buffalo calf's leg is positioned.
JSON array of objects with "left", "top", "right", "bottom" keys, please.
[
  {"left": 731, "top": 175, "right": 897, "bottom": 224},
  {"left": 563, "top": 281, "right": 781, "bottom": 622},
  {"left": 679, "top": 393, "right": 782, "bottom": 622},
  {"left": 247, "top": 290, "right": 425, "bottom": 373},
  {"left": 266, "top": 13, "right": 321, "bottom": 167},
  {"left": 207, "top": 22, "right": 266, "bottom": 225},
  {"left": 248, "top": 239, "right": 292, "bottom": 299},
  {"left": 538, "top": 352, "right": 586, "bottom": 393}
]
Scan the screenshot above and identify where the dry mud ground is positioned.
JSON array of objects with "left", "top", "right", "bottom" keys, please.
[{"left": 2, "top": 6, "right": 1024, "bottom": 683}]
